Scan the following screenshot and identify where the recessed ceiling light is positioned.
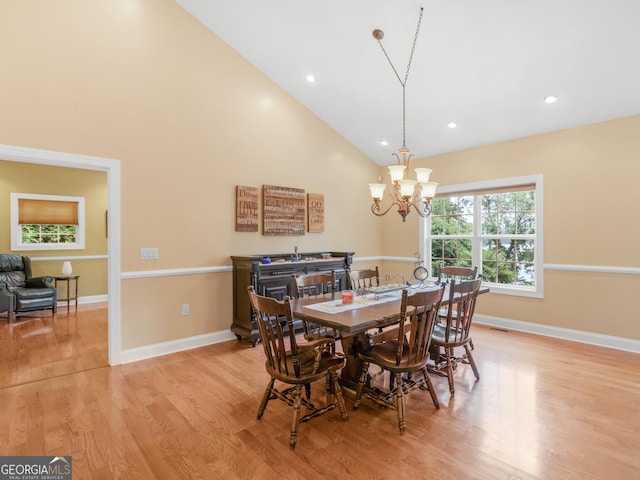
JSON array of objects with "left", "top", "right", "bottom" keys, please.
[
  {"left": 305, "top": 74, "right": 316, "bottom": 83},
  {"left": 379, "top": 140, "right": 389, "bottom": 146},
  {"left": 543, "top": 95, "right": 559, "bottom": 104},
  {"left": 447, "top": 122, "right": 458, "bottom": 129}
]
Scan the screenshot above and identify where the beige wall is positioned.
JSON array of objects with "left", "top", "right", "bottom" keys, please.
[
  {"left": 380, "top": 115, "right": 640, "bottom": 340},
  {"left": 0, "top": 161, "right": 108, "bottom": 297},
  {"left": 0, "top": 0, "right": 382, "bottom": 349},
  {"left": 1, "top": 1, "right": 637, "bottom": 349}
]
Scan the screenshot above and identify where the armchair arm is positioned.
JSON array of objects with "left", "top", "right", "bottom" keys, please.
[
  {"left": 299, "top": 337, "right": 344, "bottom": 374},
  {"left": 0, "top": 285, "right": 15, "bottom": 313},
  {"left": 25, "top": 276, "right": 54, "bottom": 288}
]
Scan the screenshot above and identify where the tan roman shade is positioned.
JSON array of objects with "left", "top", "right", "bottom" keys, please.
[{"left": 18, "top": 199, "right": 79, "bottom": 225}]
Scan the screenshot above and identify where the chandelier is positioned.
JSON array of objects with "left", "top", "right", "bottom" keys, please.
[{"left": 368, "top": 7, "right": 438, "bottom": 222}]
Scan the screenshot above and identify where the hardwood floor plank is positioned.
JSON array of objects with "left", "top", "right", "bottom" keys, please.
[
  {"left": 1, "top": 308, "right": 639, "bottom": 479},
  {"left": 0, "top": 303, "right": 108, "bottom": 388}
]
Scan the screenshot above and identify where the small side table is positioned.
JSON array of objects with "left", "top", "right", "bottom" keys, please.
[{"left": 54, "top": 275, "right": 80, "bottom": 312}]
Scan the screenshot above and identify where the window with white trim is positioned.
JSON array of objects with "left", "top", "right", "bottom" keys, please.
[
  {"left": 10, "top": 193, "right": 85, "bottom": 251},
  {"left": 423, "top": 175, "right": 543, "bottom": 298}
]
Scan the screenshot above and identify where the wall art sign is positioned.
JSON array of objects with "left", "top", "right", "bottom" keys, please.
[
  {"left": 236, "top": 185, "right": 259, "bottom": 232},
  {"left": 307, "top": 193, "right": 324, "bottom": 233},
  {"left": 262, "top": 185, "right": 305, "bottom": 236}
]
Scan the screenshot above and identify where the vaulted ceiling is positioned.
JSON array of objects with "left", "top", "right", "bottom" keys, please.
[{"left": 177, "top": 0, "right": 640, "bottom": 165}]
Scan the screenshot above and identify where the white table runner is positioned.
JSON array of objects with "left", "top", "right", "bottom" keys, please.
[{"left": 303, "top": 291, "right": 403, "bottom": 314}]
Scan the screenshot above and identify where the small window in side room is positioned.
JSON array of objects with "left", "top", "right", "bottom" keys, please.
[{"left": 10, "top": 193, "right": 85, "bottom": 251}]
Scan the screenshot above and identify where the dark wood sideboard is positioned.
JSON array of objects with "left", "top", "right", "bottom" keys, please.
[{"left": 230, "top": 251, "right": 354, "bottom": 345}]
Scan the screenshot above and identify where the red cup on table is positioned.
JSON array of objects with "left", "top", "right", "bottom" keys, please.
[{"left": 342, "top": 290, "right": 354, "bottom": 304}]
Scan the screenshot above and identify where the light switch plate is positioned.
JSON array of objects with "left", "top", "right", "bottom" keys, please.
[{"left": 140, "top": 247, "right": 159, "bottom": 260}]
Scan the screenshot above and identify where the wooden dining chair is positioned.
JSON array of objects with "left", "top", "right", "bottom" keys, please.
[
  {"left": 436, "top": 265, "right": 479, "bottom": 285},
  {"left": 352, "top": 286, "right": 445, "bottom": 435},
  {"left": 247, "top": 286, "right": 348, "bottom": 450},
  {"left": 349, "top": 267, "right": 380, "bottom": 290},
  {"left": 292, "top": 272, "right": 341, "bottom": 345},
  {"left": 429, "top": 278, "right": 482, "bottom": 396},
  {"left": 436, "top": 265, "right": 480, "bottom": 349}
]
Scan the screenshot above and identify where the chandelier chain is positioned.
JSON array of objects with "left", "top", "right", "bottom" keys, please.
[
  {"left": 404, "top": 7, "right": 424, "bottom": 87},
  {"left": 375, "top": 7, "right": 424, "bottom": 148}
]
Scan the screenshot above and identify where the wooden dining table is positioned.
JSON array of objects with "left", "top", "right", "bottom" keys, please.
[{"left": 291, "top": 283, "right": 489, "bottom": 391}]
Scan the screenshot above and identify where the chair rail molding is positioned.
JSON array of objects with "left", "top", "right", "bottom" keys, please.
[
  {"left": 544, "top": 263, "right": 640, "bottom": 275},
  {"left": 121, "top": 265, "right": 231, "bottom": 280},
  {"left": 377, "top": 257, "right": 640, "bottom": 276}
]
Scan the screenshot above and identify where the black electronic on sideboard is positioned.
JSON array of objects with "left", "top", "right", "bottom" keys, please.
[{"left": 230, "top": 251, "right": 354, "bottom": 345}]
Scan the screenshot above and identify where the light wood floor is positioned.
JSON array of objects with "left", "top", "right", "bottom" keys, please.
[
  {"left": 0, "top": 303, "right": 108, "bottom": 388},
  {"left": 1, "top": 308, "right": 639, "bottom": 479}
]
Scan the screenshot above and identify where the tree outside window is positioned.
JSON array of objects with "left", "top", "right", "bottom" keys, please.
[
  {"left": 10, "top": 193, "right": 85, "bottom": 251},
  {"left": 426, "top": 176, "right": 542, "bottom": 297}
]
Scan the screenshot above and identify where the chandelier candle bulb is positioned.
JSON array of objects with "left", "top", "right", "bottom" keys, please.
[
  {"left": 369, "top": 183, "right": 387, "bottom": 200},
  {"left": 420, "top": 182, "right": 439, "bottom": 199},
  {"left": 399, "top": 180, "right": 417, "bottom": 197},
  {"left": 415, "top": 168, "right": 432, "bottom": 183},
  {"left": 388, "top": 165, "right": 406, "bottom": 182}
]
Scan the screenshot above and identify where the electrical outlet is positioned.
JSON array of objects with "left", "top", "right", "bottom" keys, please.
[{"left": 181, "top": 304, "right": 190, "bottom": 316}]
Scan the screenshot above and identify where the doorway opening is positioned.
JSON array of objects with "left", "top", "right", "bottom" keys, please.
[{"left": 0, "top": 144, "right": 121, "bottom": 368}]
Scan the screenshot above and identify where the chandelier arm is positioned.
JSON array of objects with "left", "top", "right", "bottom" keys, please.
[
  {"left": 408, "top": 198, "right": 433, "bottom": 218},
  {"left": 371, "top": 199, "right": 400, "bottom": 217}
]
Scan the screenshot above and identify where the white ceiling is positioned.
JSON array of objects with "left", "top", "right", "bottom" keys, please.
[{"left": 177, "top": 0, "right": 640, "bottom": 166}]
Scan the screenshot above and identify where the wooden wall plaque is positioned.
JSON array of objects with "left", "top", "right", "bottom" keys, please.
[
  {"left": 236, "top": 185, "right": 259, "bottom": 232},
  {"left": 262, "top": 185, "right": 305, "bottom": 236},
  {"left": 307, "top": 193, "right": 324, "bottom": 233}
]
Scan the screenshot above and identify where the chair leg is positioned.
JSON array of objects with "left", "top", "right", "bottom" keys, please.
[
  {"left": 395, "top": 372, "right": 406, "bottom": 435},
  {"left": 421, "top": 367, "right": 440, "bottom": 409},
  {"left": 353, "top": 362, "right": 371, "bottom": 410},
  {"left": 446, "top": 347, "right": 455, "bottom": 396},
  {"left": 8, "top": 310, "right": 15, "bottom": 324},
  {"left": 289, "top": 385, "right": 303, "bottom": 450},
  {"left": 330, "top": 370, "right": 348, "bottom": 421},
  {"left": 464, "top": 345, "right": 480, "bottom": 380},
  {"left": 257, "top": 378, "right": 275, "bottom": 420}
]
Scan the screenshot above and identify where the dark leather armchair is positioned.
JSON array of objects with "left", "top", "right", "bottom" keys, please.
[{"left": 0, "top": 254, "right": 57, "bottom": 323}]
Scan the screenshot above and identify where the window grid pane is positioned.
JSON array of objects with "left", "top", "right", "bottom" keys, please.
[
  {"left": 431, "top": 187, "right": 537, "bottom": 289},
  {"left": 21, "top": 224, "right": 77, "bottom": 245},
  {"left": 431, "top": 196, "right": 475, "bottom": 275}
]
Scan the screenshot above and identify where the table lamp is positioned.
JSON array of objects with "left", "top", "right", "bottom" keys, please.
[{"left": 62, "top": 261, "right": 73, "bottom": 276}]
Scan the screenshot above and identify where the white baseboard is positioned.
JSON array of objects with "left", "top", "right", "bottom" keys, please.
[
  {"left": 119, "top": 330, "right": 237, "bottom": 364},
  {"left": 117, "top": 314, "right": 640, "bottom": 367},
  {"left": 475, "top": 314, "right": 640, "bottom": 354},
  {"left": 56, "top": 294, "right": 108, "bottom": 308}
]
